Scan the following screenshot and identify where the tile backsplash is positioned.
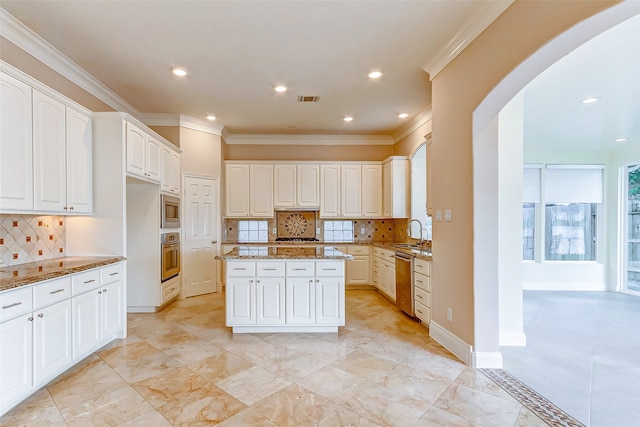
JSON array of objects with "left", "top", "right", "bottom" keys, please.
[{"left": 0, "top": 215, "right": 66, "bottom": 266}]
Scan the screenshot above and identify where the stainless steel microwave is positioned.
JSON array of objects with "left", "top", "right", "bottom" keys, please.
[{"left": 161, "top": 195, "right": 180, "bottom": 228}]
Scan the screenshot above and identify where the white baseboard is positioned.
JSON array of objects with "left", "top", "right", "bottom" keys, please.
[
  {"left": 472, "top": 351, "right": 504, "bottom": 368},
  {"left": 429, "top": 321, "right": 472, "bottom": 365},
  {"left": 500, "top": 330, "right": 527, "bottom": 346},
  {"left": 523, "top": 282, "right": 606, "bottom": 291}
]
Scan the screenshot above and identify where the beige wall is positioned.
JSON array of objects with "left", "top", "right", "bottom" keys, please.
[
  {"left": 1, "top": 37, "right": 114, "bottom": 112},
  {"left": 393, "top": 120, "right": 432, "bottom": 157},
  {"left": 180, "top": 127, "right": 222, "bottom": 178},
  {"left": 223, "top": 141, "right": 394, "bottom": 161},
  {"left": 150, "top": 126, "right": 181, "bottom": 148},
  {"left": 430, "top": 0, "right": 619, "bottom": 346}
]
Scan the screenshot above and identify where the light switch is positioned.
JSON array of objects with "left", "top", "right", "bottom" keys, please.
[
  {"left": 316, "top": 227, "right": 320, "bottom": 235},
  {"left": 272, "top": 227, "right": 276, "bottom": 234},
  {"left": 444, "top": 209, "right": 452, "bottom": 222},
  {"left": 435, "top": 210, "right": 442, "bottom": 222}
]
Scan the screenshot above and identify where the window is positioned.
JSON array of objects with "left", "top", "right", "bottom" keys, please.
[
  {"left": 238, "top": 220, "right": 268, "bottom": 243},
  {"left": 543, "top": 165, "right": 603, "bottom": 261},
  {"left": 522, "top": 166, "right": 541, "bottom": 260},
  {"left": 411, "top": 143, "right": 432, "bottom": 240},
  {"left": 323, "top": 220, "right": 353, "bottom": 242}
]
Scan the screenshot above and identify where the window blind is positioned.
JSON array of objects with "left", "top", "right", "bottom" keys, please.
[
  {"left": 523, "top": 165, "right": 541, "bottom": 203},
  {"left": 545, "top": 165, "right": 604, "bottom": 203}
]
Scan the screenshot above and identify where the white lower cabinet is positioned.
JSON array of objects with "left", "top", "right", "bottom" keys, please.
[
  {"left": 414, "top": 259, "right": 431, "bottom": 326},
  {"left": 0, "top": 261, "right": 125, "bottom": 416},
  {"left": 372, "top": 247, "right": 396, "bottom": 301},
  {"left": 226, "top": 259, "right": 345, "bottom": 332}
]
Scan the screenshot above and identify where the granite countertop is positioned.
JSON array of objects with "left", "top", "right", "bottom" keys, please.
[
  {"left": 0, "top": 256, "right": 125, "bottom": 292},
  {"left": 216, "top": 246, "right": 353, "bottom": 260}
]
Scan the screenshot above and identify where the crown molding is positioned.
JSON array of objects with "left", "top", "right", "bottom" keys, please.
[
  {"left": 392, "top": 106, "right": 433, "bottom": 143},
  {"left": 224, "top": 134, "right": 394, "bottom": 146},
  {"left": 422, "top": 0, "right": 513, "bottom": 80},
  {"left": 141, "top": 113, "right": 224, "bottom": 136},
  {"left": 0, "top": 8, "right": 142, "bottom": 119}
]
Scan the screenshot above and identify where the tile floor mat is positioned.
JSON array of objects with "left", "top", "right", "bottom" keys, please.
[{"left": 479, "top": 368, "right": 585, "bottom": 427}]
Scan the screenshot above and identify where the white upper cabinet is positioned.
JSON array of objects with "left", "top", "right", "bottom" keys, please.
[
  {"left": 0, "top": 72, "right": 33, "bottom": 211},
  {"left": 65, "top": 107, "right": 92, "bottom": 214},
  {"left": 32, "top": 90, "right": 93, "bottom": 214},
  {"left": 320, "top": 164, "right": 341, "bottom": 217},
  {"left": 274, "top": 164, "right": 319, "bottom": 208},
  {"left": 126, "top": 122, "right": 161, "bottom": 183},
  {"left": 161, "top": 146, "right": 181, "bottom": 195},
  {"left": 341, "top": 164, "right": 361, "bottom": 217},
  {"left": 33, "top": 90, "right": 66, "bottom": 212},
  {"left": 225, "top": 163, "right": 250, "bottom": 217},
  {"left": 383, "top": 157, "right": 408, "bottom": 218},
  {"left": 361, "top": 164, "right": 382, "bottom": 217},
  {"left": 250, "top": 164, "right": 274, "bottom": 217}
]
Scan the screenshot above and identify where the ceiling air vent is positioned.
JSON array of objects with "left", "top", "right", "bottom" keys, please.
[{"left": 297, "top": 96, "right": 320, "bottom": 102}]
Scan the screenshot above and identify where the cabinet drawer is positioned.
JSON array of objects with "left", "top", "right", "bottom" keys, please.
[
  {"left": 414, "top": 272, "right": 431, "bottom": 292},
  {"left": 256, "top": 261, "right": 285, "bottom": 277},
  {"left": 286, "top": 261, "right": 314, "bottom": 277},
  {"left": 33, "top": 276, "right": 71, "bottom": 309},
  {"left": 414, "top": 287, "right": 430, "bottom": 307},
  {"left": 414, "top": 260, "right": 430, "bottom": 276},
  {"left": 71, "top": 269, "right": 100, "bottom": 295},
  {"left": 101, "top": 263, "right": 123, "bottom": 285},
  {"left": 372, "top": 247, "right": 386, "bottom": 258},
  {"left": 226, "top": 261, "right": 256, "bottom": 277},
  {"left": 415, "top": 301, "right": 430, "bottom": 324},
  {"left": 0, "top": 287, "right": 32, "bottom": 322},
  {"left": 347, "top": 245, "right": 370, "bottom": 256},
  {"left": 162, "top": 281, "right": 180, "bottom": 301},
  {"left": 315, "top": 261, "right": 344, "bottom": 277}
]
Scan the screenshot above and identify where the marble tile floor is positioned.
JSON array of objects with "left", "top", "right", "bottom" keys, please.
[
  {"left": 501, "top": 291, "right": 640, "bottom": 427},
  {"left": 3, "top": 290, "right": 548, "bottom": 427}
]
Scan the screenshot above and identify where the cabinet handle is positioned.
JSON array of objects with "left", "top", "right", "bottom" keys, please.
[
  {"left": 417, "top": 309, "right": 423, "bottom": 315},
  {"left": 109, "top": 272, "right": 119, "bottom": 276},
  {"left": 261, "top": 268, "right": 277, "bottom": 271},
  {"left": 321, "top": 268, "right": 337, "bottom": 271},
  {"left": 69, "top": 206, "right": 74, "bottom": 211},
  {"left": 50, "top": 289, "right": 65, "bottom": 294},
  {"left": 233, "top": 268, "right": 247, "bottom": 271},
  {"left": 37, "top": 313, "right": 43, "bottom": 318},
  {"left": 98, "top": 291, "right": 102, "bottom": 294},
  {"left": 84, "top": 279, "right": 95, "bottom": 284},
  {"left": 416, "top": 294, "right": 423, "bottom": 299},
  {"left": 2, "top": 302, "right": 22, "bottom": 309},
  {"left": 63, "top": 206, "right": 68, "bottom": 210},
  {"left": 28, "top": 317, "right": 34, "bottom": 321},
  {"left": 103, "top": 289, "right": 107, "bottom": 293},
  {"left": 291, "top": 268, "right": 307, "bottom": 271},
  {"left": 416, "top": 279, "right": 423, "bottom": 284}
]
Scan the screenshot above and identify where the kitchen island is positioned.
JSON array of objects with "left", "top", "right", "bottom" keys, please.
[{"left": 217, "top": 246, "right": 352, "bottom": 333}]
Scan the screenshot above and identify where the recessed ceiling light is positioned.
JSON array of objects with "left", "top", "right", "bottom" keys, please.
[
  {"left": 581, "top": 97, "right": 601, "bottom": 104},
  {"left": 398, "top": 113, "right": 409, "bottom": 119},
  {"left": 206, "top": 115, "right": 216, "bottom": 121},
  {"left": 275, "top": 85, "right": 287, "bottom": 93},
  {"left": 368, "top": 71, "right": 382, "bottom": 79},
  {"left": 171, "top": 67, "right": 187, "bottom": 77},
  {"left": 615, "top": 137, "right": 628, "bottom": 142},
  {"left": 343, "top": 116, "right": 354, "bottom": 122}
]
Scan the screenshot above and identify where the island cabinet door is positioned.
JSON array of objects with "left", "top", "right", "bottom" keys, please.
[
  {"left": 285, "top": 278, "right": 315, "bottom": 324},
  {"left": 255, "top": 277, "right": 285, "bottom": 325},
  {"left": 315, "top": 278, "right": 345, "bottom": 325},
  {"left": 226, "top": 278, "right": 255, "bottom": 326}
]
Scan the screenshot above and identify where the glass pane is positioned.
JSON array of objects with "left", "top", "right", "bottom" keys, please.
[
  {"left": 523, "top": 203, "right": 535, "bottom": 260},
  {"left": 545, "top": 203, "right": 597, "bottom": 261},
  {"left": 626, "top": 165, "right": 640, "bottom": 293}
]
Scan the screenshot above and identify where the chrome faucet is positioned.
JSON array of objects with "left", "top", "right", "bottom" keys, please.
[{"left": 407, "top": 219, "right": 423, "bottom": 244}]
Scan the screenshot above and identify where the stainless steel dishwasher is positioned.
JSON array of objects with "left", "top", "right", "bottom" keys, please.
[{"left": 394, "top": 252, "right": 414, "bottom": 316}]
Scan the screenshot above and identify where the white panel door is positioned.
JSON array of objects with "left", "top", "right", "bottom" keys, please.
[
  {"left": 361, "top": 164, "right": 382, "bottom": 217},
  {"left": 0, "top": 72, "right": 33, "bottom": 211},
  {"left": 256, "top": 277, "right": 285, "bottom": 325},
  {"left": 320, "top": 165, "right": 340, "bottom": 217},
  {"left": 315, "top": 277, "right": 345, "bottom": 325},
  {"left": 273, "top": 164, "right": 296, "bottom": 207},
  {"left": 184, "top": 176, "right": 218, "bottom": 297},
  {"left": 250, "top": 164, "right": 274, "bottom": 217},
  {"left": 226, "top": 279, "right": 254, "bottom": 325},
  {"left": 102, "top": 280, "right": 124, "bottom": 339},
  {"left": 65, "top": 107, "right": 92, "bottom": 213},
  {"left": 33, "top": 90, "right": 66, "bottom": 212},
  {"left": 0, "top": 313, "right": 32, "bottom": 410},
  {"left": 285, "top": 278, "right": 315, "bottom": 324},
  {"left": 341, "top": 165, "right": 361, "bottom": 217},
  {"left": 297, "top": 164, "right": 320, "bottom": 207},
  {"left": 71, "top": 289, "right": 101, "bottom": 360},
  {"left": 126, "top": 122, "right": 146, "bottom": 178},
  {"left": 145, "top": 136, "right": 161, "bottom": 183}
]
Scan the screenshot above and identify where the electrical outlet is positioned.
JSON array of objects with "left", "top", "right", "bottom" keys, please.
[
  {"left": 447, "top": 308, "right": 453, "bottom": 322},
  {"left": 360, "top": 227, "right": 365, "bottom": 234},
  {"left": 272, "top": 227, "right": 276, "bottom": 234},
  {"left": 316, "top": 227, "right": 320, "bottom": 235}
]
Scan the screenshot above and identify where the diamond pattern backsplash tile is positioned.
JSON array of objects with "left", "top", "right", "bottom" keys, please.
[{"left": 0, "top": 215, "right": 66, "bottom": 267}]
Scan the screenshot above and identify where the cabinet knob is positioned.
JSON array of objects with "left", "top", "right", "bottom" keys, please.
[
  {"left": 63, "top": 206, "right": 68, "bottom": 210},
  {"left": 98, "top": 290, "right": 102, "bottom": 294},
  {"left": 103, "top": 289, "right": 107, "bottom": 293},
  {"left": 69, "top": 206, "right": 74, "bottom": 210},
  {"left": 37, "top": 313, "right": 43, "bottom": 318},
  {"left": 28, "top": 317, "right": 33, "bottom": 322}
]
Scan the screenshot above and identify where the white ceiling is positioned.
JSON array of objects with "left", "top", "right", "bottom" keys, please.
[
  {"left": 523, "top": 13, "right": 640, "bottom": 152},
  {"left": 0, "top": 0, "right": 512, "bottom": 136}
]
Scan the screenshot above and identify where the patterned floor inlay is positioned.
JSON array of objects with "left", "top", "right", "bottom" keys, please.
[{"left": 479, "top": 368, "right": 585, "bottom": 427}]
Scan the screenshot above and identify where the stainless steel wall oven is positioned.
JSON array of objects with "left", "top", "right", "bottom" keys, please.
[{"left": 161, "top": 232, "right": 180, "bottom": 282}]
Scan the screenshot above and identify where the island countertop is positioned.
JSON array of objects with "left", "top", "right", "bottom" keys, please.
[
  {"left": 0, "top": 256, "right": 125, "bottom": 292},
  {"left": 216, "top": 245, "right": 353, "bottom": 260}
]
